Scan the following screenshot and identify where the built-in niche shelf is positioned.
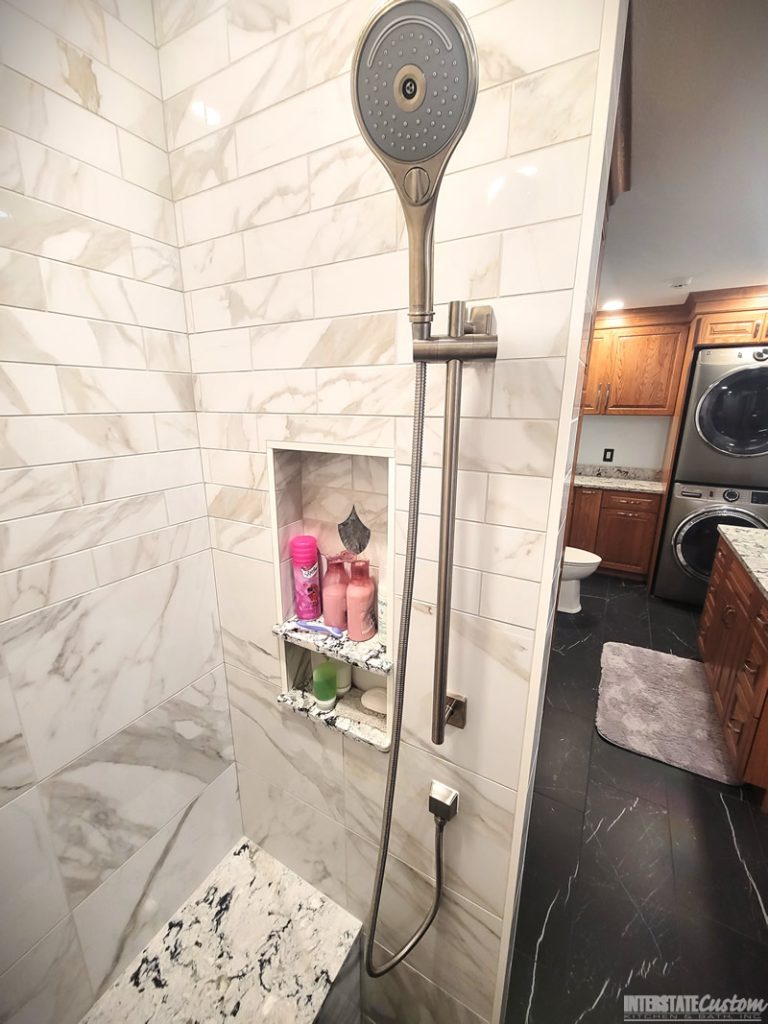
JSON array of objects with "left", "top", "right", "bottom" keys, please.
[
  {"left": 267, "top": 441, "right": 395, "bottom": 752},
  {"left": 272, "top": 617, "right": 392, "bottom": 675}
]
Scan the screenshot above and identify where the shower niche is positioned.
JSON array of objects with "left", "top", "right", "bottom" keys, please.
[{"left": 267, "top": 441, "right": 396, "bottom": 751}]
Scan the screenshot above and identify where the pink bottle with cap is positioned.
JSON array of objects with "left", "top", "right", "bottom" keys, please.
[
  {"left": 322, "top": 556, "right": 348, "bottom": 631},
  {"left": 290, "top": 535, "right": 321, "bottom": 620},
  {"left": 347, "top": 560, "right": 377, "bottom": 641}
]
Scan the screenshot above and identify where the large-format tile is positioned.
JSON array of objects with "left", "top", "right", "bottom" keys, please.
[
  {"left": 0, "top": 549, "right": 98, "bottom": 622},
  {"left": 2, "top": 552, "right": 222, "bottom": 777},
  {"left": 346, "top": 832, "right": 502, "bottom": 1020},
  {"left": 363, "top": 951, "right": 485, "bottom": 1024},
  {"left": 40, "top": 666, "right": 233, "bottom": 907},
  {"left": 0, "top": 917, "right": 93, "bottom": 1024},
  {"left": 92, "top": 518, "right": 210, "bottom": 586},
  {"left": 239, "top": 767, "right": 347, "bottom": 908},
  {"left": 507, "top": 53, "right": 598, "bottom": 156},
  {"left": 212, "top": 549, "right": 281, "bottom": 680},
  {"left": 533, "top": 705, "right": 593, "bottom": 812},
  {"left": 227, "top": 664, "right": 345, "bottom": 822},
  {"left": 0, "top": 788, "right": 69, "bottom": 974},
  {"left": 0, "top": 671, "right": 35, "bottom": 808},
  {"left": 402, "top": 602, "right": 532, "bottom": 789},
  {"left": 344, "top": 737, "right": 515, "bottom": 916},
  {"left": 73, "top": 764, "right": 241, "bottom": 996}
]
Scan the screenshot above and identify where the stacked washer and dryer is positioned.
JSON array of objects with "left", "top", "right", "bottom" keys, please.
[{"left": 653, "top": 344, "right": 768, "bottom": 604}]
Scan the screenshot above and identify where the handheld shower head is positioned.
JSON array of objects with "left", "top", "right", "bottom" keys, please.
[{"left": 351, "top": 0, "right": 478, "bottom": 336}]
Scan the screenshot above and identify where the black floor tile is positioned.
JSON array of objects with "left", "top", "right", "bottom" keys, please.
[
  {"left": 514, "top": 793, "right": 583, "bottom": 966},
  {"left": 676, "top": 912, "right": 768, "bottom": 996},
  {"left": 534, "top": 705, "right": 594, "bottom": 813},
  {"left": 670, "top": 784, "right": 768, "bottom": 945},
  {"left": 504, "top": 949, "right": 575, "bottom": 1024},
  {"left": 604, "top": 582, "right": 652, "bottom": 649},
  {"left": 589, "top": 732, "right": 669, "bottom": 808},
  {"left": 648, "top": 596, "right": 701, "bottom": 659}
]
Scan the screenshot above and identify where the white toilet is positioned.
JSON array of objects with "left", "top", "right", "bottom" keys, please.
[{"left": 558, "top": 547, "right": 602, "bottom": 613}]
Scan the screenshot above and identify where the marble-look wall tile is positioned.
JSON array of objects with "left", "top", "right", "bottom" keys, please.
[
  {"left": 103, "top": 0, "right": 156, "bottom": 45},
  {"left": 491, "top": 358, "right": 565, "bottom": 420},
  {"left": 6, "top": 0, "right": 109, "bottom": 63},
  {"left": 395, "top": 465, "right": 487, "bottom": 523},
  {"left": 17, "top": 135, "right": 175, "bottom": 244},
  {"left": 196, "top": 368, "right": 317, "bottom": 414},
  {"left": 0, "top": 917, "right": 93, "bottom": 1024},
  {"left": 158, "top": 8, "right": 229, "bottom": 98},
  {"left": 394, "top": 554, "right": 482, "bottom": 616},
  {"left": 0, "top": 549, "right": 98, "bottom": 621},
  {"left": 0, "top": 248, "right": 46, "bottom": 310},
  {"left": 346, "top": 831, "right": 502, "bottom": 1020},
  {"left": 0, "top": 127, "right": 24, "bottom": 192},
  {"left": 478, "top": 571, "right": 541, "bottom": 631},
  {"left": 189, "top": 327, "right": 251, "bottom": 371},
  {"left": 344, "top": 737, "right": 515, "bottom": 916},
  {"left": 40, "top": 666, "right": 233, "bottom": 907},
  {"left": 202, "top": 449, "right": 268, "bottom": 489},
  {"left": 131, "top": 235, "right": 182, "bottom": 289},
  {"left": 212, "top": 551, "right": 281, "bottom": 681},
  {"left": 0, "top": 363, "right": 63, "bottom": 416},
  {"left": 155, "top": 0, "right": 228, "bottom": 47},
  {"left": 180, "top": 233, "right": 245, "bottom": 291},
  {"left": 258, "top": 413, "right": 396, "bottom": 452},
  {"left": 508, "top": 52, "right": 599, "bottom": 156},
  {"left": 308, "top": 136, "right": 391, "bottom": 211},
  {"left": 239, "top": 767, "right": 347, "bottom": 908},
  {"left": 0, "top": 415, "right": 165, "bottom": 472},
  {"left": 142, "top": 328, "right": 191, "bottom": 372},
  {"left": 401, "top": 602, "right": 532, "bottom": 788},
  {"left": 103, "top": 13, "right": 161, "bottom": 95},
  {"left": 210, "top": 517, "right": 273, "bottom": 561},
  {"left": 155, "top": 411, "right": 200, "bottom": 451},
  {"left": 499, "top": 217, "right": 581, "bottom": 297},
  {"left": 72, "top": 763, "right": 241, "bottom": 995},
  {"left": 206, "top": 484, "right": 270, "bottom": 526},
  {"left": 0, "top": 787, "right": 69, "bottom": 974},
  {"left": 485, "top": 473, "right": 552, "bottom": 532},
  {"left": 58, "top": 367, "right": 194, "bottom": 414},
  {"left": 0, "top": 307, "right": 146, "bottom": 369},
  {"left": 0, "top": 671, "right": 35, "bottom": 808},
  {"left": 179, "top": 156, "right": 309, "bottom": 245},
  {"left": 248, "top": 311, "right": 398, "bottom": 370},
  {"left": 118, "top": 130, "right": 172, "bottom": 198},
  {"left": 0, "top": 492, "right": 167, "bottom": 572},
  {"left": 76, "top": 449, "right": 201, "bottom": 504},
  {"left": 169, "top": 128, "right": 238, "bottom": 200},
  {"left": 244, "top": 192, "right": 398, "bottom": 279},
  {"left": 227, "top": 664, "right": 345, "bottom": 820},
  {"left": 164, "top": 481, "right": 208, "bottom": 523},
  {"left": 2, "top": 552, "right": 222, "bottom": 777},
  {"left": 0, "top": 189, "right": 133, "bottom": 278},
  {"left": 363, "top": 951, "right": 486, "bottom": 1024},
  {"left": 0, "top": 66, "right": 121, "bottom": 175},
  {"left": 191, "top": 269, "right": 314, "bottom": 332},
  {"left": 92, "top": 518, "right": 209, "bottom": 586}
]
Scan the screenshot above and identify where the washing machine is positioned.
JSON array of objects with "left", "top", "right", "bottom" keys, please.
[
  {"left": 676, "top": 345, "right": 768, "bottom": 488},
  {"left": 653, "top": 482, "right": 768, "bottom": 604}
]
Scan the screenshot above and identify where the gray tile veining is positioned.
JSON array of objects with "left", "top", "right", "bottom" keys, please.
[{"left": 80, "top": 839, "right": 361, "bottom": 1024}]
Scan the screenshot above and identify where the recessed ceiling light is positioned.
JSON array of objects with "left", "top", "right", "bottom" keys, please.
[{"left": 601, "top": 299, "right": 624, "bottom": 311}]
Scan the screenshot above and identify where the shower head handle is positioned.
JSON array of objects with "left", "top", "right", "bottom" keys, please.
[{"left": 351, "top": 0, "right": 479, "bottom": 338}]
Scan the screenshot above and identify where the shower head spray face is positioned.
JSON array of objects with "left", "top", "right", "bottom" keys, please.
[{"left": 351, "top": 0, "right": 478, "bottom": 334}]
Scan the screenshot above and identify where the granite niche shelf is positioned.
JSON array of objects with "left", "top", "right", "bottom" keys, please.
[
  {"left": 272, "top": 618, "right": 392, "bottom": 676},
  {"left": 277, "top": 686, "right": 389, "bottom": 752}
]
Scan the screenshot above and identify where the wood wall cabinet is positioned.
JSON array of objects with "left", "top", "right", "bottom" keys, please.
[
  {"left": 567, "top": 487, "right": 661, "bottom": 578},
  {"left": 583, "top": 324, "right": 686, "bottom": 415},
  {"left": 699, "top": 539, "right": 768, "bottom": 809},
  {"left": 697, "top": 311, "right": 767, "bottom": 346}
]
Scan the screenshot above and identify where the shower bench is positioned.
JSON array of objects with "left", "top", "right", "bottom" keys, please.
[{"left": 79, "top": 839, "right": 362, "bottom": 1024}]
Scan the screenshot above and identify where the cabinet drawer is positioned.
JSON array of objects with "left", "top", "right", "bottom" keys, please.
[
  {"left": 729, "top": 555, "right": 758, "bottom": 612},
  {"left": 735, "top": 630, "right": 768, "bottom": 716},
  {"left": 724, "top": 679, "right": 762, "bottom": 775},
  {"left": 602, "top": 491, "right": 661, "bottom": 513}
]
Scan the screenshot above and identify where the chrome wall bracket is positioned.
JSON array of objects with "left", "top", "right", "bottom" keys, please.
[{"left": 415, "top": 301, "right": 498, "bottom": 745}]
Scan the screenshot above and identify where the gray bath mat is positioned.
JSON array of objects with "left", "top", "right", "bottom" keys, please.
[{"left": 596, "top": 642, "right": 740, "bottom": 785}]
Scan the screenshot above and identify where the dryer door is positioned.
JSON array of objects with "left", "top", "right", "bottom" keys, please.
[
  {"left": 695, "top": 365, "right": 768, "bottom": 457},
  {"left": 674, "top": 507, "right": 767, "bottom": 582}
]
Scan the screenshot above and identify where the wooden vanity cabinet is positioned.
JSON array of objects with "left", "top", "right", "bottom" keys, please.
[
  {"left": 699, "top": 539, "right": 768, "bottom": 808},
  {"left": 567, "top": 487, "right": 661, "bottom": 579}
]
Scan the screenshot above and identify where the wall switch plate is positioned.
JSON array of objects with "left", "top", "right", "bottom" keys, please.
[{"left": 603, "top": 448, "right": 615, "bottom": 462}]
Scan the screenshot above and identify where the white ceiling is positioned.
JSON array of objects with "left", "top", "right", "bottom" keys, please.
[{"left": 599, "top": 0, "right": 768, "bottom": 310}]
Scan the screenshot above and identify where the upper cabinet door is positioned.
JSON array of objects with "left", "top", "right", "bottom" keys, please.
[
  {"left": 698, "top": 311, "right": 766, "bottom": 346},
  {"left": 604, "top": 325, "right": 686, "bottom": 415},
  {"left": 581, "top": 330, "right": 613, "bottom": 415}
]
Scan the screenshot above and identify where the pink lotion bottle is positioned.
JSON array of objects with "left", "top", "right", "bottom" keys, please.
[
  {"left": 322, "top": 556, "right": 348, "bottom": 631},
  {"left": 347, "top": 560, "right": 377, "bottom": 641},
  {"left": 290, "top": 535, "right": 321, "bottom": 620}
]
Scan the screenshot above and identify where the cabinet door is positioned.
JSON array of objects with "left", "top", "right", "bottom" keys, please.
[
  {"left": 698, "top": 311, "right": 766, "bottom": 346},
  {"left": 568, "top": 488, "right": 602, "bottom": 551},
  {"left": 594, "top": 508, "right": 657, "bottom": 575},
  {"left": 604, "top": 325, "right": 685, "bottom": 415},
  {"left": 709, "top": 577, "right": 751, "bottom": 721},
  {"left": 581, "top": 330, "right": 613, "bottom": 415}
]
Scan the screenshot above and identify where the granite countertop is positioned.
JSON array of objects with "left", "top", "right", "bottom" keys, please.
[
  {"left": 718, "top": 525, "right": 768, "bottom": 602},
  {"left": 278, "top": 686, "right": 389, "bottom": 751},
  {"left": 81, "top": 839, "right": 361, "bottom": 1024},
  {"left": 574, "top": 475, "right": 665, "bottom": 494}
]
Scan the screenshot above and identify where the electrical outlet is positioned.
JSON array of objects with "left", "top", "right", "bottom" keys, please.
[{"left": 603, "top": 448, "right": 615, "bottom": 462}]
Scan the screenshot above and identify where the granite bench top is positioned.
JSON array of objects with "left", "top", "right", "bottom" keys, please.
[
  {"left": 719, "top": 525, "right": 768, "bottom": 602},
  {"left": 574, "top": 474, "right": 665, "bottom": 494},
  {"left": 80, "top": 839, "right": 361, "bottom": 1024}
]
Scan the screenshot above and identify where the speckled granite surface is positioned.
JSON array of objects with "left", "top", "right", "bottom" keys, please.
[
  {"left": 80, "top": 840, "right": 361, "bottom": 1024},
  {"left": 574, "top": 475, "right": 665, "bottom": 494},
  {"left": 278, "top": 686, "right": 389, "bottom": 751},
  {"left": 274, "top": 617, "right": 392, "bottom": 675},
  {"left": 719, "top": 525, "right": 768, "bottom": 601}
]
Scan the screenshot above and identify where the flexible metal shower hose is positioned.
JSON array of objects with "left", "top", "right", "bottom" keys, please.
[{"left": 364, "top": 359, "right": 447, "bottom": 978}]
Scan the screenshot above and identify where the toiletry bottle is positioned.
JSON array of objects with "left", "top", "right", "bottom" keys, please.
[
  {"left": 313, "top": 662, "right": 337, "bottom": 710},
  {"left": 322, "top": 556, "right": 349, "bottom": 631},
  {"left": 290, "top": 535, "right": 321, "bottom": 620},
  {"left": 347, "top": 560, "right": 376, "bottom": 641}
]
